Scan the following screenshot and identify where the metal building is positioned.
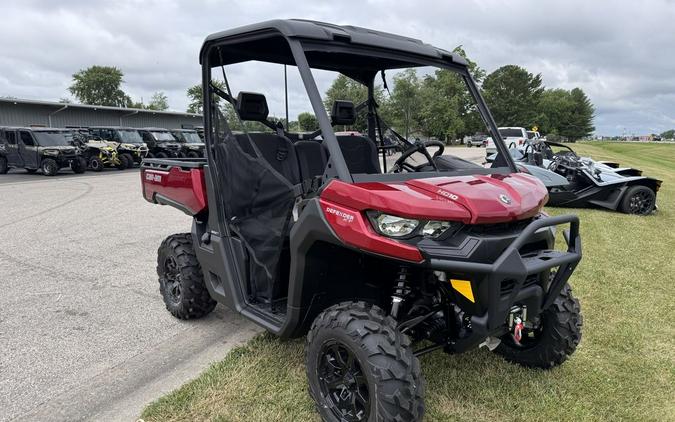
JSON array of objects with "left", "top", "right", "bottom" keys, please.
[{"left": 0, "top": 98, "right": 203, "bottom": 129}]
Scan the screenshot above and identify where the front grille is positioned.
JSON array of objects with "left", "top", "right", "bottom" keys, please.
[{"left": 467, "top": 218, "right": 534, "bottom": 236}]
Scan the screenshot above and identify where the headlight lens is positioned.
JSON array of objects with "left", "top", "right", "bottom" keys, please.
[
  {"left": 374, "top": 214, "right": 419, "bottom": 237},
  {"left": 422, "top": 221, "right": 453, "bottom": 238},
  {"left": 43, "top": 149, "right": 59, "bottom": 156}
]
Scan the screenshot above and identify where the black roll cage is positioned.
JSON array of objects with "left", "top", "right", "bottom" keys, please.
[{"left": 200, "top": 26, "right": 517, "bottom": 201}]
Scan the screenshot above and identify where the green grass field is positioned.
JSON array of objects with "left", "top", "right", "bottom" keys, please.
[{"left": 141, "top": 142, "right": 675, "bottom": 422}]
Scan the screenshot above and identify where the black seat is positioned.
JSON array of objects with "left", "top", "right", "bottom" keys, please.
[
  {"left": 295, "top": 140, "right": 327, "bottom": 179},
  {"left": 234, "top": 92, "right": 301, "bottom": 184},
  {"left": 330, "top": 101, "right": 380, "bottom": 174}
]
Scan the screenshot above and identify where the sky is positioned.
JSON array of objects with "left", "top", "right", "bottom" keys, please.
[{"left": 0, "top": 0, "right": 673, "bottom": 136}]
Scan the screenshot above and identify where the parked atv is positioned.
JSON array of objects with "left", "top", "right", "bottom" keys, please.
[
  {"left": 170, "top": 128, "right": 206, "bottom": 157},
  {"left": 138, "top": 128, "right": 182, "bottom": 158},
  {"left": 89, "top": 126, "right": 148, "bottom": 167},
  {"left": 140, "top": 20, "right": 583, "bottom": 422},
  {"left": 0, "top": 127, "right": 86, "bottom": 175},
  {"left": 68, "top": 130, "right": 128, "bottom": 171},
  {"left": 490, "top": 140, "right": 662, "bottom": 215}
]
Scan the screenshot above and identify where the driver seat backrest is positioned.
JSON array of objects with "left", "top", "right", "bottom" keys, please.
[
  {"left": 329, "top": 100, "right": 380, "bottom": 174},
  {"left": 234, "top": 92, "right": 301, "bottom": 185}
]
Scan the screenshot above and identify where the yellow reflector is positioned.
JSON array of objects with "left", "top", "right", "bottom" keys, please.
[{"left": 450, "top": 279, "right": 475, "bottom": 303}]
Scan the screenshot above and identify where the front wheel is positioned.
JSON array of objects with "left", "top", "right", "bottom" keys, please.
[
  {"left": 71, "top": 157, "right": 87, "bottom": 174},
  {"left": 187, "top": 151, "right": 200, "bottom": 158},
  {"left": 157, "top": 233, "right": 216, "bottom": 319},
  {"left": 41, "top": 158, "right": 59, "bottom": 176},
  {"left": 620, "top": 185, "right": 656, "bottom": 215},
  {"left": 156, "top": 152, "right": 169, "bottom": 159},
  {"left": 306, "top": 301, "right": 425, "bottom": 422},
  {"left": 494, "top": 283, "right": 582, "bottom": 369}
]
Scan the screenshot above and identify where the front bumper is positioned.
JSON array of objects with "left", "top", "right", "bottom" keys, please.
[{"left": 424, "top": 215, "right": 581, "bottom": 352}]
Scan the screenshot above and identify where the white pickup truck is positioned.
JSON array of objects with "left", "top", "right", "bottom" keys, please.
[{"left": 485, "top": 127, "right": 528, "bottom": 155}]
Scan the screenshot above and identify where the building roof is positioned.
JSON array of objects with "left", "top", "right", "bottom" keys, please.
[{"left": 0, "top": 97, "right": 202, "bottom": 118}]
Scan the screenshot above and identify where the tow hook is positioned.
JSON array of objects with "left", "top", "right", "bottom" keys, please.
[{"left": 508, "top": 306, "right": 527, "bottom": 346}]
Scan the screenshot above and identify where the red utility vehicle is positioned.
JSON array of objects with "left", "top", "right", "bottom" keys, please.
[{"left": 141, "top": 20, "right": 583, "bottom": 422}]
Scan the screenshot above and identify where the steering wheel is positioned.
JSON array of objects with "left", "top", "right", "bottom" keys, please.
[{"left": 391, "top": 140, "right": 445, "bottom": 173}]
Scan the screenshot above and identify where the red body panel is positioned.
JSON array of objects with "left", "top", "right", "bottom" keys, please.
[
  {"left": 319, "top": 173, "right": 548, "bottom": 261},
  {"left": 141, "top": 166, "right": 208, "bottom": 215},
  {"left": 319, "top": 199, "right": 424, "bottom": 262}
]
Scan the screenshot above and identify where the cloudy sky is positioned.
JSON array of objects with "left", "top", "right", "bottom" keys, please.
[{"left": 1, "top": 0, "right": 673, "bottom": 135}]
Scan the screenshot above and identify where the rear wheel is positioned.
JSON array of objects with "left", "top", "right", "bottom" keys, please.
[
  {"left": 156, "top": 152, "right": 168, "bottom": 159},
  {"left": 620, "top": 185, "right": 656, "bottom": 215},
  {"left": 0, "top": 156, "right": 8, "bottom": 174},
  {"left": 187, "top": 151, "right": 200, "bottom": 158},
  {"left": 306, "top": 301, "right": 424, "bottom": 422},
  {"left": 494, "top": 283, "right": 582, "bottom": 369},
  {"left": 41, "top": 158, "right": 59, "bottom": 176},
  {"left": 157, "top": 233, "right": 216, "bottom": 319},
  {"left": 89, "top": 156, "right": 104, "bottom": 172}
]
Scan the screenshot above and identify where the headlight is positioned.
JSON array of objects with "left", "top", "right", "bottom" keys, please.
[
  {"left": 422, "top": 221, "right": 454, "bottom": 238},
  {"left": 43, "top": 149, "right": 59, "bottom": 156},
  {"left": 368, "top": 212, "right": 460, "bottom": 239},
  {"left": 372, "top": 213, "right": 420, "bottom": 238}
]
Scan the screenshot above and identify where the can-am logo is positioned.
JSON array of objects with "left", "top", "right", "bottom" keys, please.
[
  {"left": 436, "top": 189, "right": 459, "bottom": 201},
  {"left": 145, "top": 172, "right": 162, "bottom": 183},
  {"left": 325, "top": 207, "right": 354, "bottom": 223},
  {"left": 499, "top": 194, "right": 512, "bottom": 204}
]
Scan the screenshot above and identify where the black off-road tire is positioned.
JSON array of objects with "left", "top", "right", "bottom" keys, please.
[
  {"left": 157, "top": 233, "right": 216, "bottom": 320},
  {"left": 306, "top": 301, "right": 425, "bottom": 422},
  {"left": 116, "top": 154, "right": 129, "bottom": 170},
  {"left": 123, "top": 153, "right": 135, "bottom": 168},
  {"left": 494, "top": 283, "right": 582, "bottom": 369},
  {"left": 41, "top": 158, "right": 59, "bottom": 176},
  {"left": 89, "top": 156, "right": 104, "bottom": 172},
  {"left": 620, "top": 185, "right": 656, "bottom": 215},
  {"left": 146, "top": 152, "right": 155, "bottom": 159},
  {"left": 71, "top": 157, "right": 87, "bottom": 174},
  {"left": 156, "top": 152, "right": 169, "bottom": 159},
  {"left": 0, "top": 156, "right": 8, "bottom": 174},
  {"left": 187, "top": 151, "right": 200, "bottom": 158}
]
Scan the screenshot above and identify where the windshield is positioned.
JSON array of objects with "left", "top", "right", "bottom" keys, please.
[
  {"left": 499, "top": 128, "right": 524, "bottom": 138},
  {"left": 526, "top": 131, "right": 536, "bottom": 139},
  {"left": 182, "top": 132, "right": 202, "bottom": 143},
  {"left": 151, "top": 131, "right": 177, "bottom": 142},
  {"left": 34, "top": 132, "right": 73, "bottom": 146},
  {"left": 117, "top": 129, "right": 143, "bottom": 144}
]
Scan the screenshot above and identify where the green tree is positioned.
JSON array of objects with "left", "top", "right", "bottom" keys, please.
[
  {"left": 147, "top": 91, "right": 169, "bottom": 111},
  {"left": 417, "top": 69, "right": 466, "bottom": 141},
  {"left": 186, "top": 80, "right": 226, "bottom": 114},
  {"left": 482, "top": 65, "right": 544, "bottom": 128},
  {"left": 565, "top": 88, "right": 595, "bottom": 140},
  {"left": 68, "top": 65, "right": 129, "bottom": 107},
  {"left": 661, "top": 129, "right": 675, "bottom": 139},
  {"left": 297, "top": 112, "right": 319, "bottom": 131},
  {"left": 323, "top": 74, "right": 383, "bottom": 132},
  {"left": 382, "top": 69, "right": 422, "bottom": 140},
  {"left": 536, "top": 88, "right": 574, "bottom": 135}
]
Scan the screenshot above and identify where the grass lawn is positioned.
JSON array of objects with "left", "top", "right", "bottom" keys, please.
[{"left": 141, "top": 142, "right": 675, "bottom": 422}]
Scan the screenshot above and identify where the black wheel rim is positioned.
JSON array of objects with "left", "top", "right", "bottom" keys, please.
[
  {"left": 317, "top": 341, "right": 370, "bottom": 421},
  {"left": 163, "top": 256, "right": 182, "bottom": 304},
  {"left": 628, "top": 190, "right": 654, "bottom": 215}
]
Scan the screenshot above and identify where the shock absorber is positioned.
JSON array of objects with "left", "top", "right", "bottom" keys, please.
[{"left": 390, "top": 267, "right": 410, "bottom": 319}]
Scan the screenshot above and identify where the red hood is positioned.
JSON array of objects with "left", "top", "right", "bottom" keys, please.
[{"left": 320, "top": 173, "right": 548, "bottom": 224}]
